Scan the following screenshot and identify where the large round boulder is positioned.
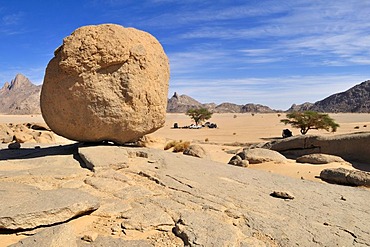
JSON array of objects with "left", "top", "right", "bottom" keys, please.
[{"left": 41, "top": 24, "right": 169, "bottom": 144}]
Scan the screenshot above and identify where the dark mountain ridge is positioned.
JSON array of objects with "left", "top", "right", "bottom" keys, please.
[
  {"left": 167, "top": 92, "right": 277, "bottom": 113},
  {"left": 288, "top": 80, "right": 370, "bottom": 113}
]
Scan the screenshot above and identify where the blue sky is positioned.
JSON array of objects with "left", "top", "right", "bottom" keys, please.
[{"left": 1, "top": 0, "right": 370, "bottom": 110}]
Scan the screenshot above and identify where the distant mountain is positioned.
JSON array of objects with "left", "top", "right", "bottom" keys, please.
[
  {"left": 287, "top": 80, "right": 370, "bottom": 113},
  {"left": 167, "top": 92, "right": 203, "bottom": 113},
  {"left": 0, "top": 74, "right": 41, "bottom": 114},
  {"left": 167, "top": 92, "right": 276, "bottom": 113},
  {"left": 286, "top": 102, "right": 314, "bottom": 112}
]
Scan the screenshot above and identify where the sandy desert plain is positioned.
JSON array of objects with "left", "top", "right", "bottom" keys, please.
[{"left": 1, "top": 112, "right": 370, "bottom": 183}]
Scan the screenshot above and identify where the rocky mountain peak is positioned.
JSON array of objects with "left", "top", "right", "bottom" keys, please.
[
  {"left": 0, "top": 74, "right": 41, "bottom": 114},
  {"left": 8, "top": 73, "right": 32, "bottom": 90}
]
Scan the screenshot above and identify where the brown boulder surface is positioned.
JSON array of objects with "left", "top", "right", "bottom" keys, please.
[
  {"left": 263, "top": 132, "right": 370, "bottom": 163},
  {"left": 1, "top": 144, "right": 369, "bottom": 246},
  {"left": 41, "top": 24, "right": 170, "bottom": 144}
]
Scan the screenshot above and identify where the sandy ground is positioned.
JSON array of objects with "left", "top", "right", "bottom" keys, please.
[{"left": 1, "top": 113, "right": 370, "bottom": 183}]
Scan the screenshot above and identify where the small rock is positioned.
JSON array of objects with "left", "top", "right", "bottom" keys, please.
[
  {"left": 81, "top": 231, "right": 99, "bottom": 242},
  {"left": 270, "top": 191, "right": 295, "bottom": 200},
  {"left": 8, "top": 142, "right": 21, "bottom": 149}
]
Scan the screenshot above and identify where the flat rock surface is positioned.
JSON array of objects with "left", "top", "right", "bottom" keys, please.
[
  {"left": 1, "top": 144, "right": 370, "bottom": 246},
  {"left": 0, "top": 182, "right": 99, "bottom": 230}
]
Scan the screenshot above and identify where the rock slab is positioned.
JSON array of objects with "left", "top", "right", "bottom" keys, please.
[
  {"left": 264, "top": 132, "right": 370, "bottom": 163},
  {"left": 0, "top": 182, "right": 99, "bottom": 230},
  {"left": 41, "top": 24, "right": 170, "bottom": 144}
]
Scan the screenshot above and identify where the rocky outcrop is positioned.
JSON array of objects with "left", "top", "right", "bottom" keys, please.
[
  {"left": 1, "top": 144, "right": 370, "bottom": 246},
  {"left": 167, "top": 92, "right": 203, "bottom": 113},
  {"left": 311, "top": 80, "right": 370, "bottom": 113},
  {"left": 296, "top": 153, "right": 348, "bottom": 164},
  {"left": 0, "top": 74, "right": 41, "bottom": 114},
  {"left": 41, "top": 24, "right": 170, "bottom": 144},
  {"left": 320, "top": 168, "right": 370, "bottom": 187},
  {"left": 263, "top": 132, "right": 370, "bottom": 163},
  {"left": 288, "top": 80, "right": 370, "bottom": 113},
  {"left": 0, "top": 123, "right": 55, "bottom": 144},
  {"left": 241, "top": 103, "right": 276, "bottom": 113}
]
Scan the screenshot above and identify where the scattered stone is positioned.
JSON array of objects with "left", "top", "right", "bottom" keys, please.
[
  {"left": 183, "top": 144, "right": 209, "bottom": 159},
  {"left": 228, "top": 155, "right": 249, "bottom": 167},
  {"left": 81, "top": 231, "right": 99, "bottom": 242},
  {"left": 296, "top": 153, "right": 347, "bottom": 164},
  {"left": 41, "top": 24, "right": 170, "bottom": 144},
  {"left": 0, "top": 124, "right": 14, "bottom": 143},
  {"left": 0, "top": 182, "right": 99, "bottom": 230},
  {"left": 8, "top": 142, "right": 21, "bottom": 149},
  {"left": 0, "top": 123, "right": 54, "bottom": 144},
  {"left": 270, "top": 191, "right": 295, "bottom": 200}
]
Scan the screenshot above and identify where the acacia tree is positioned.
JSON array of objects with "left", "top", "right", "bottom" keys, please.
[
  {"left": 186, "top": 108, "right": 213, "bottom": 125},
  {"left": 281, "top": 111, "right": 339, "bottom": 135}
]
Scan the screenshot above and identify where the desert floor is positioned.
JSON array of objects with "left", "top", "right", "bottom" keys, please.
[{"left": 2, "top": 113, "right": 370, "bottom": 183}]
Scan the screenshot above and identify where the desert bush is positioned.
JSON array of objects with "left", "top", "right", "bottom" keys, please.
[
  {"left": 186, "top": 108, "right": 213, "bottom": 125},
  {"left": 281, "top": 111, "right": 339, "bottom": 135},
  {"left": 205, "top": 138, "right": 209, "bottom": 142},
  {"left": 164, "top": 140, "right": 190, "bottom": 152},
  {"left": 173, "top": 141, "right": 190, "bottom": 152},
  {"left": 164, "top": 140, "right": 177, "bottom": 150}
]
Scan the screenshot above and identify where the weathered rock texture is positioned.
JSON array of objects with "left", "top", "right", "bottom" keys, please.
[
  {"left": 0, "top": 123, "right": 54, "bottom": 144},
  {"left": 320, "top": 168, "right": 370, "bottom": 187},
  {"left": 41, "top": 24, "right": 169, "bottom": 144},
  {"left": 263, "top": 132, "right": 370, "bottom": 163},
  {"left": 0, "top": 182, "right": 99, "bottom": 230},
  {"left": 1, "top": 144, "right": 370, "bottom": 246},
  {"left": 297, "top": 153, "right": 347, "bottom": 164},
  {"left": 0, "top": 74, "right": 41, "bottom": 114}
]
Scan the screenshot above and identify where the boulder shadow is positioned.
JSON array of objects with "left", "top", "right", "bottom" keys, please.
[{"left": 0, "top": 143, "right": 87, "bottom": 169}]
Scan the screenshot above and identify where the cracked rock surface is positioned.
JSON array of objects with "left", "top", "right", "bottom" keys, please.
[{"left": 1, "top": 143, "right": 369, "bottom": 246}]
